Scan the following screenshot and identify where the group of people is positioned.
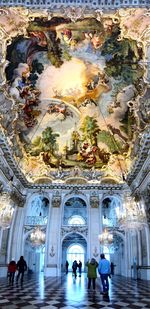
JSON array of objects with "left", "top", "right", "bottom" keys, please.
[
  {"left": 7, "top": 256, "right": 27, "bottom": 284},
  {"left": 65, "top": 260, "right": 82, "bottom": 278},
  {"left": 86, "top": 253, "right": 114, "bottom": 295},
  {"left": 66, "top": 254, "right": 114, "bottom": 294},
  {"left": 8, "top": 254, "right": 113, "bottom": 294}
]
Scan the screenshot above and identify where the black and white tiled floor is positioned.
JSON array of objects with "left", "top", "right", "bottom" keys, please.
[{"left": 0, "top": 273, "right": 150, "bottom": 308}]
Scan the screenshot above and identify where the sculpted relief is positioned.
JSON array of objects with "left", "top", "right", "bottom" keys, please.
[{"left": 0, "top": 7, "right": 149, "bottom": 184}]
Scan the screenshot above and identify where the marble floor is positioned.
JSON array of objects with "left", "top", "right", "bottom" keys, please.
[{"left": 0, "top": 272, "right": 150, "bottom": 309}]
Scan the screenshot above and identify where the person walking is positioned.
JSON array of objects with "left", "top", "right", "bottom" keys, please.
[
  {"left": 98, "top": 253, "right": 111, "bottom": 295},
  {"left": 72, "top": 260, "right": 78, "bottom": 278},
  {"left": 78, "top": 260, "right": 82, "bottom": 277},
  {"left": 8, "top": 260, "right": 17, "bottom": 284},
  {"left": 110, "top": 262, "right": 115, "bottom": 275},
  {"left": 16, "top": 256, "right": 27, "bottom": 283},
  {"left": 65, "top": 260, "right": 69, "bottom": 274},
  {"left": 86, "top": 258, "right": 98, "bottom": 290}
]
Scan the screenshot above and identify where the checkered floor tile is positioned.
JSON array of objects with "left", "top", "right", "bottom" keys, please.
[{"left": 0, "top": 273, "right": 150, "bottom": 308}]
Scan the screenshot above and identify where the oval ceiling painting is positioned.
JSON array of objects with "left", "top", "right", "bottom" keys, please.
[{"left": 0, "top": 8, "right": 149, "bottom": 183}]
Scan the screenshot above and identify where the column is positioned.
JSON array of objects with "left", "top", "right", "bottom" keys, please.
[
  {"left": 89, "top": 192, "right": 101, "bottom": 260},
  {"left": 44, "top": 192, "right": 52, "bottom": 275},
  {"left": 45, "top": 192, "right": 61, "bottom": 276},
  {"left": 11, "top": 207, "right": 25, "bottom": 261}
]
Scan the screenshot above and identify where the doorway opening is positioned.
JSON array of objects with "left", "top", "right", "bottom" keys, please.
[
  {"left": 67, "top": 244, "right": 85, "bottom": 271},
  {"left": 25, "top": 244, "right": 45, "bottom": 273},
  {"left": 62, "top": 232, "right": 87, "bottom": 273}
]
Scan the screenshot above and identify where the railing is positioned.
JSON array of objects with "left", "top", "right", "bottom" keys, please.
[
  {"left": 137, "top": 265, "right": 150, "bottom": 269},
  {"left": 25, "top": 216, "right": 47, "bottom": 226},
  {"left": 0, "top": 0, "right": 149, "bottom": 10},
  {"left": 131, "top": 265, "right": 150, "bottom": 279}
]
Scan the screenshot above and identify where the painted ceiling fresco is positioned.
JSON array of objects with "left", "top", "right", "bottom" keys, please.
[{"left": 0, "top": 8, "right": 149, "bottom": 184}]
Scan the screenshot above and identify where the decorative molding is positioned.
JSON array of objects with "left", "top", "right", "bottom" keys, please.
[
  {"left": 0, "top": 128, "right": 29, "bottom": 188},
  {"left": 52, "top": 192, "right": 61, "bottom": 207},
  {"left": 0, "top": 180, "right": 4, "bottom": 193},
  {"left": 60, "top": 6, "right": 85, "bottom": 22},
  {"left": 0, "top": 1, "right": 148, "bottom": 10},
  {"left": 61, "top": 225, "right": 88, "bottom": 237},
  {"left": 10, "top": 190, "right": 26, "bottom": 207},
  {"left": 90, "top": 195, "right": 99, "bottom": 208},
  {"left": 25, "top": 216, "right": 47, "bottom": 226},
  {"left": 67, "top": 188, "right": 83, "bottom": 196},
  {"left": 127, "top": 130, "right": 150, "bottom": 188}
]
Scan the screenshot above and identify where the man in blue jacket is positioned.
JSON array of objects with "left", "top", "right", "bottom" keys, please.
[{"left": 98, "top": 253, "right": 111, "bottom": 294}]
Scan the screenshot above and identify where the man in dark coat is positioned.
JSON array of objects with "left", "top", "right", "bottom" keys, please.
[
  {"left": 72, "top": 260, "right": 78, "bottom": 278},
  {"left": 16, "top": 256, "right": 27, "bottom": 283}
]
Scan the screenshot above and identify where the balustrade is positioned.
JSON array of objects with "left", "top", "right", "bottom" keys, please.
[{"left": 25, "top": 216, "right": 47, "bottom": 226}]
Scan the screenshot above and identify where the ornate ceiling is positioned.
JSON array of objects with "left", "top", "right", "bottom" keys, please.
[{"left": 0, "top": 6, "right": 149, "bottom": 185}]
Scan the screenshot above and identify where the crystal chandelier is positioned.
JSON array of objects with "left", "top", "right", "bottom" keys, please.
[
  {"left": 30, "top": 227, "right": 46, "bottom": 247},
  {"left": 119, "top": 194, "right": 146, "bottom": 230},
  {"left": 98, "top": 229, "right": 113, "bottom": 245},
  {"left": 0, "top": 193, "right": 14, "bottom": 229},
  {"left": 119, "top": 217, "right": 146, "bottom": 230}
]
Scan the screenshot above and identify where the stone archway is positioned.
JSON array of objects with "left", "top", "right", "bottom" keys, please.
[{"left": 62, "top": 232, "right": 87, "bottom": 273}]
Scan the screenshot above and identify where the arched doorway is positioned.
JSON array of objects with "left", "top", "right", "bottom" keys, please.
[
  {"left": 67, "top": 244, "right": 85, "bottom": 271},
  {"left": 62, "top": 233, "right": 87, "bottom": 273},
  {"left": 24, "top": 243, "right": 45, "bottom": 273}
]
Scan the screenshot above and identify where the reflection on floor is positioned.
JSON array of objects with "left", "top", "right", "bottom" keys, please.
[{"left": 0, "top": 272, "right": 150, "bottom": 308}]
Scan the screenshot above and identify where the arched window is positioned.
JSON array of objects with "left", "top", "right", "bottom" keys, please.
[
  {"left": 63, "top": 197, "right": 87, "bottom": 225},
  {"left": 68, "top": 215, "right": 85, "bottom": 225}
]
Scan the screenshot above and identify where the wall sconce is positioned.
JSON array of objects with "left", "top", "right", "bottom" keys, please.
[
  {"left": 93, "top": 246, "right": 99, "bottom": 257},
  {"left": 50, "top": 245, "right": 55, "bottom": 257}
]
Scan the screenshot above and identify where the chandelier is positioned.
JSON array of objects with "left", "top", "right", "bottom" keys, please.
[
  {"left": 119, "top": 217, "right": 146, "bottom": 230},
  {"left": 30, "top": 227, "right": 46, "bottom": 247},
  {"left": 119, "top": 194, "right": 146, "bottom": 231},
  {"left": 0, "top": 193, "right": 14, "bottom": 229},
  {"left": 98, "top": 229, "right": 113, "bottom": 245}
]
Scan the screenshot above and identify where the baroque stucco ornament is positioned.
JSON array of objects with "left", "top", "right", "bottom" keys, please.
[{"left": 61, "top": 225, "right": 88, "bottom": 237}]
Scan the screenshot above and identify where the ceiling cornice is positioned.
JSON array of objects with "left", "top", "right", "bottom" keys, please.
[{"left": 0, "top": 0, "right": 149, "bottom": 11}]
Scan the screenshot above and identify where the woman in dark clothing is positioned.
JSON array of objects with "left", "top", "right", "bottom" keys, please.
[
  {"left": 16, "top": 256, "right": 27, "bottom": 283},
  {"left": 8, "top": 260, "right": 17, "bottom": 284}
]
